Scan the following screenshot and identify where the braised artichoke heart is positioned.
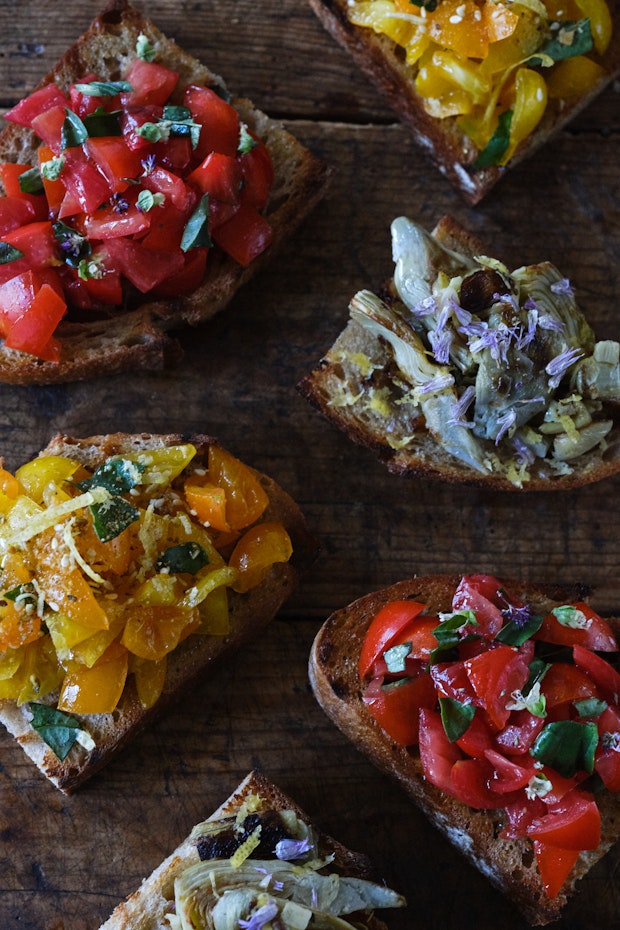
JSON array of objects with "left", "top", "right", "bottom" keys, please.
[{"left": 347, "top": 217, "right": 618, "bottom": 484}]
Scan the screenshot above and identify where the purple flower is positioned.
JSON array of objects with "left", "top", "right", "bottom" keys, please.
[
  {"left": 141, "top": 153, "right": 157, "bottom": 175},
  {"left": 538, "top": 314, "right": 565, "bottom": 333},
  {"left": 429, "top": 328, "right": 452, "bottom": 364},
  {"left": 502, "top": 602, "right": 532, "bottom": 628},
  {"left": 449, "top": 385, "right": 475, "bottom": 427},
  {"left": 449, "top": 295, "right": 472, "bottom": 328},
  {"left": 418, "top": 372, "right": 454, "bottom": 396},
  {"left": 512, "top": 435, "right": 536, "bottom": 466},
  {"left": 110, "top": 193, "right": 129, "bottom": 214},
  {"left": 411, "top": 295, "right": 438, "bottom": 318},
  {"left": 494, "top": 408, "right": 516, "bottom": 444},
  {"left": 239, "top": 901, "right": 279, "bottom": 929},
  {"left": 550, "top": 277, "right": 574, "bottom": 298},
  {"left": 275, "top": 836, "right": 313, "bottom": 860},
  {"left": 546, "top": 347, "right": 584, "bottom": 388}
]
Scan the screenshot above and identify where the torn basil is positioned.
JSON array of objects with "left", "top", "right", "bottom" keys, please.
[
  {"left": 530, "top": 719, "right": 598, "bottom": 778},
  {"left": 496, "top": 612, "right": 543, "bottom": 646},
  {"left": 474, "top": 109, "right": 513, "bottom": 169},
  {"left": 74, "top": 80, "right": 133, "bottom": 96},
  {"left": 156, "top": 542, "right": 210, "bottom": 575},
  {"left": 18, "top": 166, "right": 43, "bottom": 195},
  {"left": 181, "top": 194, "right": 212, "bottom": 251},
  {"left": 83, "top": 107, "right": 123, "bottom": 137},
  {"left": 529, "top": 19, "right": 593, "bottom": 66},
  {"left": 29, "top": 703, "right": 85, "bottom": 761},
  {"left": 430, "top": 610, "right": 479, "bottom": 663},
  {"left": 440, "top": 696, "right": 476, "bottom": 742},
  {"left": 90, "top": 495, "right": 140, "bottom": 543},
  {"left": 0, "top": 242, "right": 24, "bottom": 264},
  {"left": 61, "top": 108, "right": 88, "bottom": 149},
  {"left": 77, "top": 457, "right": 145, "bottom": 495}
]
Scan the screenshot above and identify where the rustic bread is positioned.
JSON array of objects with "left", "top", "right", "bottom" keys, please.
[
  {"left": 97, "top": 768, "right": 405, "bottom": 930},
  {"left": 0, "top": 0, "right": 332, "bottom": 383},
  {"left": 0, "top": 433, "right": 318, "bottom": 793},
  {"left": 299, "top": 214, "right": 620, "bottom": 490},
  {"left": 307, "top": 0, "right": 620, "bottom": 203},
  {"left": 308, "top": 573, "right": 620, "bottom": 925}
]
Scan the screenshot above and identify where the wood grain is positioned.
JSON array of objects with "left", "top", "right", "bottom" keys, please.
[{"left": 0, "top": 2, "right": 618, "bottom": 929}]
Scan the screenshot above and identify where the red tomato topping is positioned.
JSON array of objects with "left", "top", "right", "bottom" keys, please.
[
  {"left": 0, "top": 54, "right": 274, "bottom": 360},
  {"left": 358, "top": 574, "right": 620, "bottom": 900}
]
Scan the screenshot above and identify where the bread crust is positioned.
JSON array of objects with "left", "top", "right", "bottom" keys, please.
[
  {"left": 308, "top": 573, "right": 620, "bottom": 925},
  {"left": 97, "top": 769, "right": 398, "bottom": 930},
  {"left": 0, "top": 433, "right": 318, "bottom": 793},
  {"left": 0, "top": 1, "right": 332, "bottom": 384},
  {"left": 307, "top": 0, "right": 620, "bottom": 203},
  {"left": 299, "top": 214, "right": 620, "bottom": 491}
]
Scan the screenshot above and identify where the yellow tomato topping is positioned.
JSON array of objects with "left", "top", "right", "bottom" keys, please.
[{"left": 0, "top": 443, "right": 293, "bottom": 740}]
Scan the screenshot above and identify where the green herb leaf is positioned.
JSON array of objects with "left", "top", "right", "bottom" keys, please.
[
  {"left": 61, "top": 108, "right": 88, "bottom": 149},
  {"left": 474, "top": 109, "right": 512, "bottom": 169},
  {"left": 238, "top": 122, "right": 257, "bottom": 155},
  {"left": 73, "top": 80, "right": 133, "bottom": 96},
  {"left": 3, "top": 582, "right": 37, "bottom": 605},
  {"left": 18, "top": 166, "right": 43, "bottom": 195},
  {"left": 90, "top": 495, "right": 140, "bottom": 543},
  {"left": 384, "top": 642, "right": 412, "bottom": 674},
  {"left": 181, "top": 193, "right": 212, "bottom": 251},
  {"left": 0, "top": 242, "right": 24, "bottom": 264},
  {"left": 29, "top": 703, "right": 84, "bottom": 760},
  {"left": 156, "top": 542, "right": 210, "bottom": 575},
  {"left": 529, "top": 19, "right": 593, "bottom": 66},
  {"left": 136, "top": 33, "right": 157, "bottom": 62},
  {"left": 552, "top": 604, "right": 589, "bottom": 629},
  {"left": 496, "top": 612, "right": 543, "bottom": 646},
  {"left": 83, "top": 107, "right": 122, "bottom": 137},
  {"left": 40, "top": 155, "right": 65, "bottom": 181},
  {"left": 77, "top": 457, "right": 145, "bottom": 495},
  {"left": 136, "top": 189, "right": 165, "bottom": 212},
  {"left": 574, "top": 697, "right": 608, "bottom": 718},
  {"left": 530, "top": 719, "right": 599, "bottom": 778},
  {"left": 439, "top": 696, "right": 476, "bottom": 742},
  {"left": 430, "top": 610, "right": 479, "bottom": 663}
]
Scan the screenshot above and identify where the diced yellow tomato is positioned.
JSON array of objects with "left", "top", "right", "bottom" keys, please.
[
  {"left": 123, "top": 444, "right": 197, "bottom": 490},
  {"left": 0, "top": 636, "right": 63, "bottom": 704},
  {"left": 501, "top": 66, "right": 547, "bottom": 164},
  {"left": 131, "top": 654, "right": 167, "bottom": 709},
  {"left": 483, "top": 2, "right": 519, "bottom": 43},
  {"left": 0, "top": 468, "right": 19, "bottom": 500},
  {"left": 133, "top": 573, "right": 184, "bottom": 606},
  {"left": 547, "top": 55, "right": 606, "bottom": 97},
  {"left": 35, "top": 530, "right": 109, "bottom": 631},
  {"left": 15, "top": 455, "right": 82, "bottom": 505},
  {"left": 574, "top": 0, "right": 612, "bottom": 53},
  {"left": 184, "top": 481, "right": 230, "bottom": 532},
  {"left": 416, "top": 55, "right": 476, "bottom": 115},
  {"left": 121, "top": 604, "right": 200, "bottom": 662},
  {"left": 428, "top": 0, "right": 490, "bottom": 59},
  {"left": 58, "top": 641, "right": 128, "bottom": 714},
  {"left": 350, "top": 0, "right": 416, "bottom": 46},
  {"left": 430, "top": 49, "right": 491, "bottom": 103},
  {"left": 229, "top": 521, "right": 293, "bottom": 594},
  {"left": 197, "top": 585, "right": 230, "bottom": 636},
  {"left": 0, "top": 600, "right": 42, "bottom": 652},
  {"left": 207, "top": 446, "right": 269, "bottom": 531}
]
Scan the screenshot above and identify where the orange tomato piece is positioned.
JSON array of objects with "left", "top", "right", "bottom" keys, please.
[
  {"left": 0, "top": 468, "right": 19, "bottom": 499},
  {"left": 482, "top": 1, "right": 519, "bottom": 43},
  {"left": 229, "top": 521, "right": 292, "bottom": 593},
  {"left": 428, "top": 0, "right": 490, "bottom": 59},
  {"left": 184, "top": 481, "right": 230, "bottom": 532},
  {"left": 74, "top": 516, "right": 140, "bottom": 576},
  {"left": 207, "top": 446, "right": 268, "bottom": 531},
  {"left": 131, "top": 655, "right": 167, "bottom": 709},
  {"left": 121, "top": 604, "right": 200, "bottom": 662},
  {"left": 35, "top": 530, "right": 109, "bottom": 631},
  {"left": 58, "top": 641, "right": 128, "bottom": 714}
]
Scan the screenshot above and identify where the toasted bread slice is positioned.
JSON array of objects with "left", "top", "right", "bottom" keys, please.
[
  {"left": 299, "top": 214, "right": 620, "bottom": 490},
  {"left": 307, "top": 0, "right": 620, "bottom": 203},
  {"left": 97, "top": 769, "right": 405, "bottom": 929},
  {"left": 0, "top": 433, "right": 318, "bottom": 792},
  {"left": 308, "top": 573, "right": 620, "bottom": 925},
  {"left": 0, "top": 1, "right": 332, "bottom": 383}
]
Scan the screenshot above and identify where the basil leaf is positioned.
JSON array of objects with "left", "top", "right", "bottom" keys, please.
[
  {"left": 238, "top": 123, "right": 257, "bottom": 155},
  {"left": 0, "top": 242, "right": 24, "bottom": 264},
  {"left": 181, "top": 193, "right": 212, "bottom": 251},
  {"left": 29, "top": 703, "right": 83, "bottom": 761},
  {"left": 136, "top": 33, "right": 156, "bottom": 62},
  {"left": 474, "top": 109, "right": 513, "bottom": 169},
  {"left": 90, "top": 495, "right": 140, "bottom": 543},
  {"left": 83, "top": 107, "right": 122, "bottom": 137},
  {"left": 73, "top": 80, "right": 133, "bottom": 96},
  {"left": 529, "top": 19, "right": 593, "bottom": 66},
  {"left": 77, "top": 457, "right": 145, "bottom": 495},
  {"left": 163, "top": 105, "right": 192, "bottom": 122},
  {"left": 53, "top": 220, "right": 91, "bottom": 268},
  {"left": 530, "top": 719, "right": 599, "bottom": 777},
  {"left": 439, "top": 696, "right": 476, "bottom": 742},
  {"left": 18, "top": 166, "right": 44, "bottom": 195},
  {"left": 156, "top": 542, "right": 210, "bottom": 575},
  {"left": 430, "top": 610, "right": 479, "bottom": 663},
  {"left": 384, "top": 642, "right": 412, "bottom": 674},
  {"left": 496, "top": 612, "right": 543, "bottom": 646},
  {"left": 61, "top": 108, "right": 88, "bottom": 149},
  {"left": 575, "top": 697, "right": 608, "bottom": 718}
]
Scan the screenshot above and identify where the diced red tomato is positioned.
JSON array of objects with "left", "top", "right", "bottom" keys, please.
[
  {"left": 82, "top": 196, "right": 151, "bottom": 241},
  {"left": 84, "top": 136, "right": 144, "bottom": 193},
  {"left": 465, "top": 645, "right": 530, "bottom": 729},
  {"left": 363, "top": 673, "right": 436, "bottom": 746},
  {"left": 57, "top": 148, "right": 113, "bottom": 215},
  {"left": 452, "top": 574, "right": 506, "bottom": 638},
  {"left": 430, "top": 658, "right": 477, "bottom": 704},
  {"left": 456, "top": 711, "right": 494, "bottom": 758},
  {"left": 533, "top": 841, "right": 580, "bottom": 899},
  {"left": 37, "top": 145, "right": 66, "bottom": 214},
  {"left": 140, "top": 200, "right": 188, "bottom": 252},
  {"left": 594, "top": 705, "right": 620, "bottom": 791},
  {"left": 0, "top": 196, "right": 36, "bottom": 235},
  {"left": 239, "top": 139, "right": 274, "bottom": 211},
  {"left": 120, "top": 105, "right": 164, "bottom": 151},
  {"left": 3, "top": 281, "right": 66, "bottom": 358},
  {"left": 188, "top": 152, "right": 242, "bottom": 204},
  {"left": 69, "top": 74, "right": 112, "bottom": 118},
  {"left": 103, "top": 237, "right": 184, "bottom": 292},
  {"left": 541, "top": 662, "right": 600, "bottom": 711},
  {"left": 212, "top": 203, "right": 273, "bottom": 266},
  {"left": 484, "top": 748, "right": 536, "bottom": 793},
  {"left": 4, "top": 83, "right": 69, "bottom": 129},
  {"left": 358, "top": 599, "right": 428, "bottom": 678},
  {"left": 2, "top": 221, "right": 58, "bottom": 271},
  {"left": 450, "top": 757, "right": 511, "bottom": 809},
  {"left": 495, "top": 707, "right": 545, "bottom": 755},
  {"left": 150, "top": 247, "right": 208, "bottom": 298},
  {"left": 573, "top": 644, "right": 620, "bottom": 705},
  {"left": 527, "top": 790, "right": 601, "bottom": 850},
  {"left": 142, "top": 166, "right": 190, "bottom": 210},
  {"left": 29, "top": 106, "right": 67, "bottom": 154},
  {"left": 0, "top": 163, "right": 47, "bottom": 220},
  {"left": 121, "top": 59, "right": 179, "bottom": 108},
  {"left": 158, "top": 136, "right": 193, "bottom": 173},
  {"left": 419, "top": 707, "right": 463, "bottom": 794},
  {"left": 184, "top": 84, "right": 241, "bottom": 159},
  {"left": 536, "top": 603, "right": 617, "bottom": 652}
]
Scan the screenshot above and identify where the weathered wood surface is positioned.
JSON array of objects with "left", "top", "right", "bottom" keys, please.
[{"left": 0, "top": 2, "right": 619, "bottom": 929}]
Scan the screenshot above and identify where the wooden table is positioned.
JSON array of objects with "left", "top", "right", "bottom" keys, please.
[{"left": 0, "top": 2, "right": 619, "bottom": 928}]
